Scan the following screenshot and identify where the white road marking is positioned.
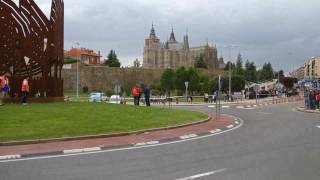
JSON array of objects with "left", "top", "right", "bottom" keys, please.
[
  {"left": 180, "top": 134, "right": 198, "bottom": 139},
  {"left": 222, "top": 106, "right": 230, "bottom": 108},
  {"left": 210, "top": 129, "right": 222, "bottom": 134},
  {"left": 253, "top": 105, "right": 257, "bottom": 107},
  {"left": 134, "top": 142, "right": 147, "bottom": 146},
  {"left": 0, "top": 116, "right": 244, "bottom": 163},
  {"left": 236, "top": 106, "right": 244, "bottom": 109},
  {"left": 317, "top": 126, "right": 320, "bottom": 128},
  {"left": 227, "top": 125, "right": 234, "bottom": 129},
  {"left": 257, "top": 112, "right": 272, "bottom": 115},
  {"left": 63, "top": 147, "right": 101, "bottom": 154},
  {"left": 0, "top": 155, "right": 21, "bottom": 160},
  {"left": 146, "top": 141, "right": 159, "bottom": 145},
  {"left": 235, "top": 121, "right": 239, "bottom": 124},
  {"left": 176, "top": 168, "right": 227, "bottom": 180},
  {"left": 208, "top": 105, "right": 215, "bottom": 108}
]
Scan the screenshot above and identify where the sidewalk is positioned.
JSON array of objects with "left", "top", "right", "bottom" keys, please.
[
  {"left": 0, "top": 114, "right": 239, "bottom": 158},
  {"left": 296, "top": 107, "right": 320, "bottom": 114}
]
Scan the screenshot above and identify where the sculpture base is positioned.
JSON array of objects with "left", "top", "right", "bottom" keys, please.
[{"left": 2, "top": 97, "right": 64, "bottom": 104}]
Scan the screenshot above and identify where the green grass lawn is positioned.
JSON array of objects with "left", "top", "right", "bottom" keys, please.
[{"left": 0, "top": 103, "right": 207, "bottom": 142}]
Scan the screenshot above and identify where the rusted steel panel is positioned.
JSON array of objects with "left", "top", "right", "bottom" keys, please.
[{"left": 0, "top": 0, "right": 64, "bottom": 97}]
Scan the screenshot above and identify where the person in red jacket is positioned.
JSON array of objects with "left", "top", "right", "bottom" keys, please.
[
  {"left": 0, "top": 75, "right": 5, "bottom": 105},
  {"left": 21, "top": 78, "right": 30, "bottom": 104},
  {"left": 132, "top": 84, "right": 141, "bottom": 106}
]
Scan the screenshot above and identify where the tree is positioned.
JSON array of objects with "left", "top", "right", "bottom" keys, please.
[
  {"left": 188, "top": 68, "right": 200, "bottom": 94},
  {"left": 160, "top": 69, "right": 175, "bottom": 94},
  {"left": 259, "top": 62, "right": 274, "bottom": 81},
  {"left": 199, "top": 75, "right": 210, "bottom": 95},
  {"left": 245, "top": 60, "right": 257, "bottom": 82},
  {"left": 106, "top": 50, "right": 121, "bottom": 67},
  {"left": 175, "top": 67, "right": 189, "bottom": 92},
  {"left": 194, "top": 55, "right": 208, "bottom": 69},
  {"left": 235, "top": 53, "right": 245, "bottom": 76},
  {"left": 280, "top": 77, "right": 297, "bottom": 89},
  {"left": 224, "top": 61, "right": 236, "bottom": 71}
]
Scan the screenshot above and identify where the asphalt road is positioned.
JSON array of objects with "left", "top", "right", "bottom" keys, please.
[{"left": 1, "top": 103, "right": 320, "bottom": 180}]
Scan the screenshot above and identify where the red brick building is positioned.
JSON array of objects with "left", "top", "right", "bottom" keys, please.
[{"left": 66, "top": 48, "right": 102, "bottom": 65}]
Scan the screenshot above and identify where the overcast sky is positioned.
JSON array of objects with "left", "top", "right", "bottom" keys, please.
[{"left": 31, "top": 0, "right": 320, "bottom": 72}]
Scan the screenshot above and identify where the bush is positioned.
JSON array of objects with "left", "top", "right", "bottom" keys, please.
[
  {"left": 105, "top": 89, "right": 113, "bottom": 97},
  {"left": 82, "top": 86, "right": 89, "bottom": 93}
]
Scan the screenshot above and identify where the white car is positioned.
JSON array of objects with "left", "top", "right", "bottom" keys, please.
[
  {"left": 109, "top": 95, "right": 123, "bottom": 104},
  {"left": 89, "top": 92, "right": 108, "bottom": 102}
]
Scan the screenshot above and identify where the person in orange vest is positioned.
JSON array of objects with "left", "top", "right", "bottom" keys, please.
[
  {"left": 132, "top": 84, "right": 141, "bottom": 106},
  {"left": 21, "top": 78, "right": 30, "bottom": 104},
  {"left": 0, "top": 75, "right": 5, "bottom": 105}
]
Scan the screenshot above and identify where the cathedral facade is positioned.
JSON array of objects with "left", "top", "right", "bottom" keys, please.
[{"left": 143, "top": 25, "right": 219, "bottom": 70}]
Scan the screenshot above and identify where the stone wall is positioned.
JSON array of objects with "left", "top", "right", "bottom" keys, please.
[
  {"left": 62, "top": 65, "right": 164, "bottom": 93},
  {"left": 62, "top": 65, "right": 221, "bottom": 94}
]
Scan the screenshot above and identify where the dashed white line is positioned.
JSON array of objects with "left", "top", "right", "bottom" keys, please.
[
  {"left": 317, "top": 126, "right": 320, "bottom": 129},
  {"left": 227, "top": 125, "right": 234, "bottom": 129},
  {"left": 0, "top": 155, "right": 21, "bottom": 160},
  {"left": 180, "top": 134, "right": 198, "bottom": 139},
  {"left": 222, "top": 106, "right": 230, "bottom": 108},
  {"left": 135, "top": 141, "right": 160, "bottom": 146},
  {"left": 210, "top": 129, "right": 222, "bottom": 134},
  {"left": 235, "top": 121, "right": 239, "bottom": 124},
  {"left": 236, "top": 106, "right": 244, "bottom": 109},
  {"left": 176, "top": 168, "right": 227, "bottom": 180},
  {"left": 63, "top": 147, "right": 101, "bottom": 154},
  {"left": 257, "top": 112, "right": 272, "bottom": 115},
  {"left": 0, "top": 116, "right": 244, "bottom": 163},
  {"left": 208, "top": 105, "right": 215, "bottom": 108}
]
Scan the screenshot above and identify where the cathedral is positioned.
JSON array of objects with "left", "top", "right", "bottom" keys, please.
[{"left": 143, "top": 25, "right": 219, "bottom": 70}]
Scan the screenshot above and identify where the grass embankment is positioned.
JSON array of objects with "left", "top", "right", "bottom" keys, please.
[{"left": 0, "top": 103, "right": 207, "bottom": 142}]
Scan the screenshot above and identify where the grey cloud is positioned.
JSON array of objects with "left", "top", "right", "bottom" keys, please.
[{"left": 35, "top": 0, "right": 320, "bottom": 71}]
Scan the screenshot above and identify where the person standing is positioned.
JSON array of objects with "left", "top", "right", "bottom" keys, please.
[
  {"left": 21, "top": 78, "right": 30, "bottom": 105},
  {"left": 0, "top": 75, "right": 5, "bottom": 105},
  {"left": 132, "top": 84, "right": 141, "bottom": 106},
  {"left": 3, "top": 76, "right": 9, "bottom": 97},
  {"left": 316, "top": 91, "right": 320, "bottom": 110},
  {"left": 144, "top": 85, "right": 151, "bottom": 107}
]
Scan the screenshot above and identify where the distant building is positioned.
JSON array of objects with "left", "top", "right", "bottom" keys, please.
[
  {"left": 66, "top": 48, "right": 102, "bottom": 65},
  {"left": 218, "top": 57, "right": 226, "bottom": 69},
  {"left": 291, "top": 66, "right": 305, "bottom": 81},
  {"left": 304, "top": 57, "right": 320, "bottom": 80},
  {"left": 143, "top": 25, "right": 219, "bottom": 70}
]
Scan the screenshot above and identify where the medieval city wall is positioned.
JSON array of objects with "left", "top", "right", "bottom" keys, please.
[
  {"left": 62, "top": 65, "right": 221, "bottom": 93},
  {"left": 62, "top": 65, "right": 164, "bottom": 93}
]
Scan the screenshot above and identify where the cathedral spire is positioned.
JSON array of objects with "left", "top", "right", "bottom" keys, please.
[
  {"left": 149, "top": 23, "right": 156, "bottom": 38},
  {"left": 169, "top": 25, "right": 177, "bottom": 44},
  {"left": 183, "top": 28, "right": 189, "bottom": 50}
]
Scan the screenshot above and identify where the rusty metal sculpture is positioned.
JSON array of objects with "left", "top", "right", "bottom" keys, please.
[{"left": 0, "top": 0, "right": 64, "bottom": 99}]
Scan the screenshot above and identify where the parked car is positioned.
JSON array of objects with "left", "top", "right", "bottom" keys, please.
[
  {"left": 89, "top": 92, "right": 108, "bottom": 102},
  {"left": 109, "top": 95, "right": 123, "bottom": 104}
]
